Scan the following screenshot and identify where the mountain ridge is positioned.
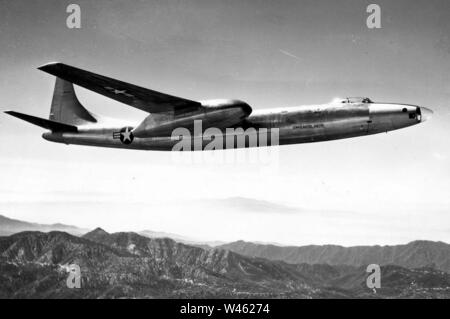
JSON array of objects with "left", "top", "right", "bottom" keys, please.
[
  {"left": 218, "top": 240, "right": 450, "bottom": 273},
  {"left": 2, "top": 214, "right": 450, "bottom": 274},
  {"left": 1, "top": 230, "right": 449, "bottom": 298},
  {"left": 0, "top": 214, "right": 89, "bottom": 236}
]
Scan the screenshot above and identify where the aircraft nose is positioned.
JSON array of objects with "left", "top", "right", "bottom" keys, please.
[{"left": 420, "top": 107, "right": 433, "bottom": 122}]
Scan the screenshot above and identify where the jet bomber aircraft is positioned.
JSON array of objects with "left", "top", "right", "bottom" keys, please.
[{"left": 5, "top": 63, "right": 432, "bottom": 151}]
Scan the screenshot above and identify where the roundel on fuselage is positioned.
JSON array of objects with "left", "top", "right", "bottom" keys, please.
[{"left": 119, "top": 126, "right": 134, "bottom": 144}]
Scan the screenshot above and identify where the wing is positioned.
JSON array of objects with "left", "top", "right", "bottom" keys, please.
[{"left": 38, "top": 62, "right": 202, "bottom": 114}]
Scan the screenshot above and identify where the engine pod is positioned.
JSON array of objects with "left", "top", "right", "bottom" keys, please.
[{"left": 132, "top": 99, "right": 252, "bottom": 138}]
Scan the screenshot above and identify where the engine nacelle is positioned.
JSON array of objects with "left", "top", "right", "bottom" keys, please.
[
  {"left": 198, "top": 98, "right": 252, "bottom": 127},
  {"left": 132, "top": 99, "right": 252, "bottom": 138}
]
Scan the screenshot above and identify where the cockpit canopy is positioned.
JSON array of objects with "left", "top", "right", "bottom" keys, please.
[{"left": 339, "top": 97, "right": 373, "bottom": 104}]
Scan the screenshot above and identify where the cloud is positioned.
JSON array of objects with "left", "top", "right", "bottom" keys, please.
[{"left": 204, "top": 197, "right": 303, "bottom": 214}]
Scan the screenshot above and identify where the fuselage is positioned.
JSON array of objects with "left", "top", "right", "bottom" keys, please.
[{"left": 42, "top": 97, "right": 432, "bottom": 151}]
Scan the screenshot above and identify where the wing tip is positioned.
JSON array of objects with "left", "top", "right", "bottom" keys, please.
[{"left": 37, "top": 61, "right": 64, "bottom": 72}]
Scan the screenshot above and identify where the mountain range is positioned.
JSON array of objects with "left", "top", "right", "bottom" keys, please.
[
  {"left": 2, "top": 214, "right": 450, "bottom": 273},
  {"left": 0, "top": 229, "right": 449, "bottom": 298},
  {"left": 0, "top": 214, "right": 90, "bottom": 236},
  {"left": 138, "top": 230, "right": 225, "bottom": 248},
  {"left": 0, "top": 214, "right": 223, "bottom": 247},
  {"left": 1, "top": 214, "right": 450, "bottom": 298},
  {"left": 218, "top": 240, "right": 450, "bottom": 274}
]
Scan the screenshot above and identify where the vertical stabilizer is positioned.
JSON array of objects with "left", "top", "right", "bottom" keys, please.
[{"left": 50, "top": 77, "right": 97, "bottom": 125}]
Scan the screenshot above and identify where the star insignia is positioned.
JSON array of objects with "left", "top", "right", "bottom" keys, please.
[{"left": 116, "top": 127, "right": 134, "bottom": 144}]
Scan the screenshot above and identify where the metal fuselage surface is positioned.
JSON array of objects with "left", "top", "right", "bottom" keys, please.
[{"left": 42, "top": 100, "right": 431, "bottom": 151}]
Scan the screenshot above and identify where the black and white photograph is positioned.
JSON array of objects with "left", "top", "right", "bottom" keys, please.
[{"left": 1, "top": 0, "right": 450, "bottom": 307}]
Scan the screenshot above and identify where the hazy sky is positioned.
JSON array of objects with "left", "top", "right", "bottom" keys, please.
[{"left": 1, "top": 0, "right": 450, "bottom": 246}]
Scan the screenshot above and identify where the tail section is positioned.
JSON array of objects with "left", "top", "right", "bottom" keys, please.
[
  {"left": 5, "top": 76, "right": 96, "bottom": 132},
  {"left": 50, "top": 77, "right": 97, "bottom": 125}
]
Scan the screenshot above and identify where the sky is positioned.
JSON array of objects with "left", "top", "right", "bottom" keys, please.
[{"left": 0, "top": 0, "right": 450, "bottom": 246}]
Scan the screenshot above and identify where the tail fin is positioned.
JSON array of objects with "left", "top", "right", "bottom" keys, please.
[
  {"left": 5, "top": 77, "right": 96, "bottom": 132},
  {"left": 49, "top": 77, "right": 97, "bottom": 125},
  {"left": 4, "top": 111, "right": 77, "bottom": 132}
]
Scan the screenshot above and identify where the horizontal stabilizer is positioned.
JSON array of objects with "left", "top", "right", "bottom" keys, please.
[{"left": 4, "top": 111, "right": 78, "bottom": 132}]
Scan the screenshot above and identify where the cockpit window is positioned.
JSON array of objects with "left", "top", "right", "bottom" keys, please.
[{"left": 341, "top": 97, "right": 373, "bottom": 104}]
